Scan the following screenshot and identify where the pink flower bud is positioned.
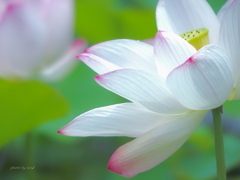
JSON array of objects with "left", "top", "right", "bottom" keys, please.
[{"left": 0, "top": 0, "right": 86, "bottom": 80}]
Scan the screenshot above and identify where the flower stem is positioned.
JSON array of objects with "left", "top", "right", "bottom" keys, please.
[
  {"left": 24, "top": 131, "right": 36, "bottom": 180},
  {"left": 212, "top": 108, "right": 226, "bottom": 180}
]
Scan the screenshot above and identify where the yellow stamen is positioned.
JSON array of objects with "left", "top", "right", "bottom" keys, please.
[{"left": 180, "top": 28, "right": 209, "bottom": 50}]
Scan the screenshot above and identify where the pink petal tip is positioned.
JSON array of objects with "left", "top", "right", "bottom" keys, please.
[
  {"left": 6, "top": 3, "right": 20, "bottom": 12},
  {"left": 83, "top": 49, "right": 89, "bottom": 53},
  {"left": 57, "top": 129, "right": 64, "bottom": 134},
  {"left": 107, "top": 152, "right": 136, "bottom": 178},
  {"left": 76, "top": 54, "right": 82, "bottom": 59},
  {"left": 94, "top": 75, "right": 102, "bottom": 81}
]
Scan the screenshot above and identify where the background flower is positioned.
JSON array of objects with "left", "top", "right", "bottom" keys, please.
[{"left": 0, "top": 0, "right": 86, "bottom": 81}]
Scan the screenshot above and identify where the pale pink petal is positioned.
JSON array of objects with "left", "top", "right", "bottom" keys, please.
[
  {"left": 0, "top": 2, "right": 6, "bottom": 16},
  {"left": 218, "top": 0, "right": 240, "bottom": 94},
  {"left": 154, "top": 31, "right": 196, "bottom": 79},
  {"left": 95, "top": 69, "right": 189, "bottom": 114},
  {"left": 167, "top": 45, "right": 234, "bottom": 110},
  {"left": 83, "top": 39, "right": 158, "bottom": 74},
  {"left": 58, "top": 103, "right": 174, "bottom": 137},
  {"left": 156, "top": 0, "right": 220, "bottom": 43},
  {"left": 108, "top": 110, "right": 208, "bottom": 178},
  {"left": 40, "top": 39, "right": 86, "bottom": 81},
  {"left": 0, "top": 2, "right": 46, "bottom": 79},
  {"left": 40, "top": 0, "right": 74, "bottom": 64}
]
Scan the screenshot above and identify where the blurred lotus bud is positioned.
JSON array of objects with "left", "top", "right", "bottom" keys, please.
[{"left": 0, "top": 0, "right": 86, "bottom": 81}]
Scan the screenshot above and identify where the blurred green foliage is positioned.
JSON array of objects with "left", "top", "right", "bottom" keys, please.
[
  {"left": 1, "top": 0, "right": 240, "bottom": 180},
  {"left": 75, "top": 0, "right": 157, "bottom": 44},
  {"left": 0, "top": 78, "right": 69, "bottom": 148},
  {"left": 223, "top": 100, "right": 240, "bottom": 117}
]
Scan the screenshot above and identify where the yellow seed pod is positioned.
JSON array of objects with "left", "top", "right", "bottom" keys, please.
[{"left": 180, "top": 28, "right": 209, "bottom": 50}]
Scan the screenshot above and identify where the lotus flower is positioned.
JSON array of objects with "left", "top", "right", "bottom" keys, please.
[
  {"left": 0, "top": 0, "right": 86, "bottom": 80},
  {"left": 156, "top": 0, "right": 240, "bottom": 100},
  {"left": 58, "top": 25, "right": 234, "bottom": 177}
]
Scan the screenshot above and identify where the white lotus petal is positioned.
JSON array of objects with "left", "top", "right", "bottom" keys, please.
[
  {"left": 156, "top": 0, "right": 220, "bottom": 43},
  {"left": 217, "top": 0, "right": 235, "bottom": 24},
  {"left": 154, "top": 30, "right": 196, "bottom": 79},
  {"left": 108, "top": 110, "right": 207, "bottom": 178},
  {"left": 58, "top": 103, "right": 173, "bottom": 137},
  {"left": 77, "top": 53, "right": 121, "bottom": 75},
  {"left": 167, "top": 45, "right": 234, "bottom": 110},
  {"left": 218, "top": 0, "right": 240, "bottom": 87},
  {"left": 84, "top": 39, "right": 157, "bottom": 74},
  {"left": 95, "top": 69, "right": 188, "bottom": 114}
]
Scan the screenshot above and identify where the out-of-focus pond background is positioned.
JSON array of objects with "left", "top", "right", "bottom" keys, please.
[{"left": 1, "top": 0, "right": 240, "bottom": 179}]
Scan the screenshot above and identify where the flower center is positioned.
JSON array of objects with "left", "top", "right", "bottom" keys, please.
[{"left": 180, "top": 28, "right": 209, "bottom": 50}]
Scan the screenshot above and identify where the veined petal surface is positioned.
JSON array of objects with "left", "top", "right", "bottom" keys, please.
[
  {"left": 95, "top": 69, "right": 188, "bottom": 114},
  {"left": 77, "top": 53, "right": 121, "bottom": 75},
  {"left": 58, "top": 103, "right": 173, "bottom": 137},
  {"left": 218, "top": 0, "right": 240, "bottom": 91},
  {"left": 156, "top": 0, "right": 220, "bottom": 43},
  {"left": 108, "top": 110, "right": 208, "bottom": 178},
  {"left": 217, "top": 0, "right": 235, "bottom": 24},
  {"left": 83, "top": 39, "right": 158, "bottom": 74},
  {"left": 167, "top": 45, "right": 234, "bottom": 110},
  {"left": 154, "top": 31, "right": 196, "bottom": 79}
]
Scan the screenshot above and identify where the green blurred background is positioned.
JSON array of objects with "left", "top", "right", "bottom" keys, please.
[{"left": 1, "top": 0, "right": 240, "bottom": 179}]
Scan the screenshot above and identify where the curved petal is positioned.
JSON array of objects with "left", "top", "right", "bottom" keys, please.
[
  {"left": 58, "top": 103, "right": 173, "bottom": 137},
  {"left": 156, "top": 0, "right": 220, "bottom": 43},
  {"left": 154, "top": 31, "right": 196, "bottom": 79},
  {"left": 95, "top": 69, "right": 189, "bottom": 114},
  {"left": 217, "top": 0, "right": 235, "bottom": 24},
  {"left": 218, "top": 0, "right": 240, "bottom": 87},
  {"left": 40, "top": 39, "right": 86, "bottom": 81},
  {"left": 142, "top": 38, "right": 155, "bottom": 46},
  {"left": 77, "top": 53, "right": 121, "bottom": 75},
  {"left": 108, "top": 110, "right": 208, "bottom": 178},
  {"left": 0, "top": 2, "right": 46, "bottom": 79},
  {"left": 167, "top": 45, "right": 234, "bottom": 110},
  {"left": 83, "top": 39, "right": 158, "bottom": 74}
]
